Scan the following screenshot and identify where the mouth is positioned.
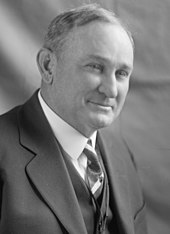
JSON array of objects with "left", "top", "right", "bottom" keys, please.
[{"left": 87, "top": 101, "right": 114, "bottom": 111}]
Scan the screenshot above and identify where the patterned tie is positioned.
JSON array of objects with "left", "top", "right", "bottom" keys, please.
[{"left": 83, "top": 140, "right": 104, "bottom": 198}]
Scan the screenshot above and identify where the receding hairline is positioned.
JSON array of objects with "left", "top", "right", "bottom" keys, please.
[{"left": 43, "top": 4, "right": 134, "bottom": 58}]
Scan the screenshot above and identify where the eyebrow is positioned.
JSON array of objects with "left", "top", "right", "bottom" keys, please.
[
  {"left": 86, "top": 54, "right": 133, "bottom": 71},
  {"left": 86, "top": 54, "right": 110, "bottom": 63}
]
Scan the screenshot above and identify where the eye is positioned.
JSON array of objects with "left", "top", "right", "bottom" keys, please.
[
  {"left": 116, "top": 70, "right": 129, "bottom": 80},
  {"left": 86, "top": 63, "right": 104, "bottom": 73}
]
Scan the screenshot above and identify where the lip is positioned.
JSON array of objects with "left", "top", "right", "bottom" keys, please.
[{"left": 87, "top": 101, "right": 114, "bottom": 111}]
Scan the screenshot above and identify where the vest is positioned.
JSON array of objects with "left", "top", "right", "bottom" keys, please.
[{"left": 61, "top": 147, "right": 120, "bottom": 234}]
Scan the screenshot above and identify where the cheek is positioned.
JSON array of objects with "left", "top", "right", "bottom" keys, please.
[
  {"left": 81, "top": 69, "right": 101, "bottom": 88},
  {"left": 117, "top": 83, "right": 129, "bottom": 103}
]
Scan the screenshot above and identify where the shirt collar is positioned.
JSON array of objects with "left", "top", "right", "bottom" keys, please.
[{"left": 38, "top": 90, "right": 97, "bottom": 160}]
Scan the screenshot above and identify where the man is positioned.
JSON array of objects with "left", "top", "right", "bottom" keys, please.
[{"left": 0, "top": 4, "right": 147, "bottom": 234}]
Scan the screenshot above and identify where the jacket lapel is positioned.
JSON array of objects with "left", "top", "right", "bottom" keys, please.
[
  {"left": 98, "top": 126, "right": 135, "bottom": 234},
  {"left": 18, "top": 91, "right": 87, "bottom": 234}
]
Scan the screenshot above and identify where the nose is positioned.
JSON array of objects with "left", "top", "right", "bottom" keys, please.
[{"left": 98, "top": 73, "right": 118, "bottom": 98}]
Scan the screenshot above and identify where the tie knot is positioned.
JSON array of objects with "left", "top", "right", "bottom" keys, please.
[
  {"left": 83, "top": 142, "right": 101, "bottom": 174},
  {"left": 87, "top": 139, "right": 92, "bottom": 146},
  {"left": 85, "top": 139, "right": 96, "bottom": 156}
]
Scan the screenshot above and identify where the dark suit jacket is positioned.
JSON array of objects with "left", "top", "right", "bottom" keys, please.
[{"left": 0, "top": 91, "right": 147, "bottom": 234}]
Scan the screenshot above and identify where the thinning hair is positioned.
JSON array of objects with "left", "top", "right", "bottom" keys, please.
[{"left": 43, "top": 4, "right": 134, "bottom": 59}]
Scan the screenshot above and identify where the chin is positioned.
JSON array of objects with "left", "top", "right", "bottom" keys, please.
[{"left": 92, "top": 115, "right": 115, "bottom": 130}]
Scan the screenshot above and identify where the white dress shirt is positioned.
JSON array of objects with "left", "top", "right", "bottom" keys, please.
[{"left": 38, "top": 90, "right": 97, "bottom": 180}]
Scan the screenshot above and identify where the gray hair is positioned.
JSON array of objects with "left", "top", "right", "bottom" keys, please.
[{"left": 43, "top": 4, "right": 134, "bottom": 59}]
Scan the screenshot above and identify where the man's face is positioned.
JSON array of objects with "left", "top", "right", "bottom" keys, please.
[{"left": 50, "top": 22, "right": 134, "bottom": 137}]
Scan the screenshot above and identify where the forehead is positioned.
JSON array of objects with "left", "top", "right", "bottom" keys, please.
[{"left": 64, "top": 22, "right": 134, "bottom": 67}]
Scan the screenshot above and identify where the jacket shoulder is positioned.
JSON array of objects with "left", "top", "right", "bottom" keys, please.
[
  {"left": 0, "top": 106, "right": 21, "bottom": 135},
  {"left": 0, "top": 106, "right": 21, "bottom": 161}
]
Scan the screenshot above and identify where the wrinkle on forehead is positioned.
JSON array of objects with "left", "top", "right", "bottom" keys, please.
[{"left": 60, "top": 22, "right": 134, "bottom": 68}]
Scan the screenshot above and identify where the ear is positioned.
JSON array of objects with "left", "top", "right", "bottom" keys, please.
[{"left": 36, "top": 48, "right": 56, "bottom": 84}]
